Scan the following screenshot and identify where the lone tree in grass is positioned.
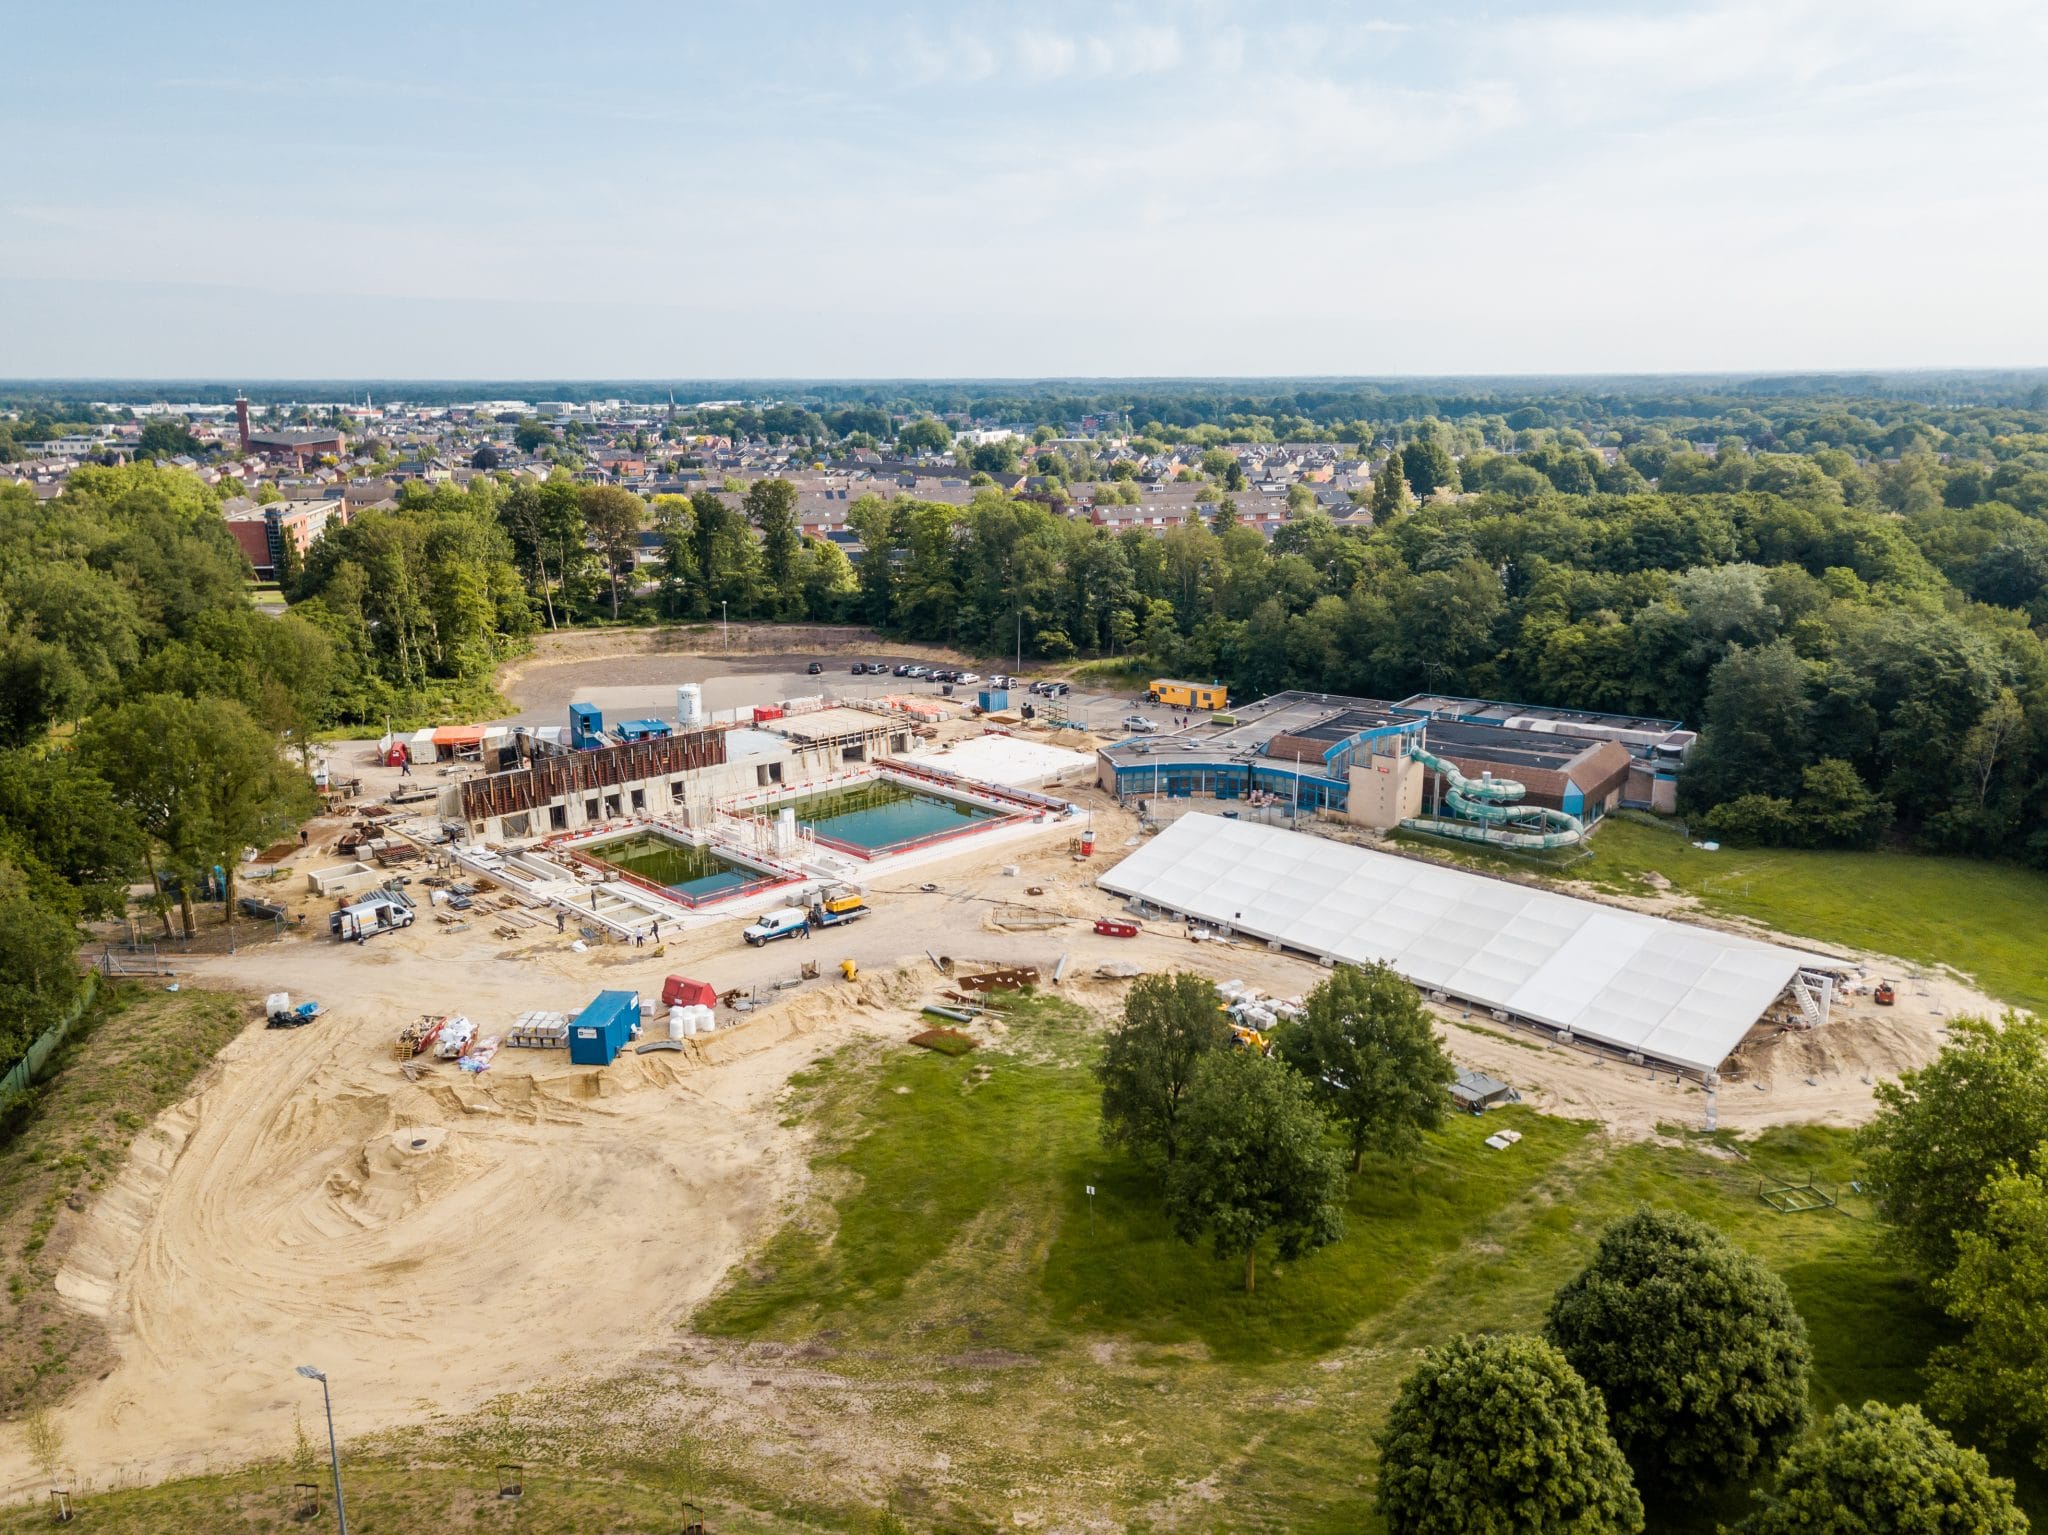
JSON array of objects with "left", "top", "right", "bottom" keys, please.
[
  {"left": 1163, "top": 1049, "right": 1345, "bottom": 1292},
  {"left": 1276, "top": 962, "right": 1455, "bottom": 1172},
  {"left": 1732, "top": 1401, "right": 2026, "bottom": 1535},
  {"left": 1856, "top": 1012, "right": 2048, "bottom": 1278},
  {"left": 1544, "top": 1209, "right": 1810, "bottom": 1496},
  {"left": 1096, "top": 971, "right": 1231, "bottom": 1167},
  {"left": 1376, "top": 1333, "right": 1643, "bottom": 1535}
]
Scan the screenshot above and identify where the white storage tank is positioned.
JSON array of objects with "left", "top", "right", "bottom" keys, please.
[
  {"left": 668, "top": 1004, "right": 686, "bottom": 1041},
  {"left": 676, "top": 683, "right": 703, "bottom": 726}
]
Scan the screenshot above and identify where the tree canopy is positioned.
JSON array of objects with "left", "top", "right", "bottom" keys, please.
[
  {"left": 1376, "top": 1332, "right": 1645, "bottom": 1535},
  {"left": 1926, "top": 1144, "right": 2048, "bottom": 1467},
  {"left": 1731, "top": 1401, "right": 2027, "bottom": 1535},
  {"left": 1544, "top": 1210, "right": 1810, "bottom": 1495},
  {"left": 1162, "top": 1049, "right": 1347, "bottom": 1292},
  {"left": 80, "top": 693, "right": 315, "bottom": 936},
  {"left": 1096, "top": 971, "right": 1232, "bottom": 1167},
  {"left": 1274, "top": 962, "right": 1454, "bottom": 1171},
  {"left": 1856, "top": 1013, "right": 2048, "bottom": 1277}
]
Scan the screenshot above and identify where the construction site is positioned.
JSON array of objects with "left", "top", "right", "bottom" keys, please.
[{"left": 0, "top": 653, "right": 1998, "bottom": 1512}]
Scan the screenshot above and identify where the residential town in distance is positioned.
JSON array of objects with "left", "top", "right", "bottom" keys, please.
[{"left": 1, "top": 391, "right": 1408, "bottom": 580}]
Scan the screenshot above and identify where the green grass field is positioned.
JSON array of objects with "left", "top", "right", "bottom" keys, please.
[
  {"left": 1397, "top": 815, "right": 2048, "bottom": 1014},
  {"left": 687, "top": 998, "right": 2042, "bottom": 1532},
  {"left": 13, "top": 995, "right": 2041, "bottom": 1531},
  {"left": 1063, "top": 656, "right": 1151, "bottom": 691}
]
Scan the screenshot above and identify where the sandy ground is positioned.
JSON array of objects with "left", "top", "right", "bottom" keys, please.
[
  {"left": 0, "top": 781, "right": 1998, "bottom": 1495},
  {"left": 494, "top": 626, "right": 1144, "bottom": 733}
]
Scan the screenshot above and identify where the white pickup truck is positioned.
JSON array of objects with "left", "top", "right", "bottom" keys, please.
[{"left": 742, "top": 907, "right": 811, "bottom": 946}]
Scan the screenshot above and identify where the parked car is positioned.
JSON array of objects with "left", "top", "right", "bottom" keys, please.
[
  {"left": 849, "top": 661, "right": 865, "bottom": 673},
  {"left": 865, "top": 661, "right": 887, "bottom": 673},
  {"left": 932, "top": 668, "right": 957, "bottom": 683},
  {"left": 807, "top": 661, "right": 824, "bottom": 675},
  {"left": 1042, "top": 681, "right": 1070, "bottom": 698},
  {"left": 1122, "top": 714, "right": 1158, "bottom": 734},
  {"left": 956, "top": 671, "right": 981, "bottom": 685},
  {"left": 894, "top": 662, "right": 913, "bottom": 676},
  {"left": 906, "top": 664, "right": 931, "bottom": 679}
]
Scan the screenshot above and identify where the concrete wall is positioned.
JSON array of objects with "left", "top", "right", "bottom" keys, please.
[
  {"left": 1346, "top": 750, "right": 1423, "bottom": 829},
  {"left": 454, "top": 739, "right": 859, "bottom": 843}
]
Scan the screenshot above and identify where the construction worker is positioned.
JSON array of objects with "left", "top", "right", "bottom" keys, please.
[{"left": 398, "top": 745, "right": 412, "bottom": 777}]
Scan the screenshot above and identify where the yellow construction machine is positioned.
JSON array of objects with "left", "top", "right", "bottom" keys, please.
[{"left": 1230, "top": 1023, "right": 1274, "bottom": 1057}]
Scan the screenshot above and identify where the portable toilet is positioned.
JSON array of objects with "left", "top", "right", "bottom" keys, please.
[
  {"left": 568, "top": 989, "right": 639, "bottom": 1065},
  {"left": 978, "top": 688, "right": 1009, "bottom": 713},
  {"left": 569, "top": 702, "right": 605, "bottom": 750}
]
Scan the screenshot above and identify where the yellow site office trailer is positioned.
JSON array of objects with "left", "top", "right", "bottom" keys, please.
[{"left": 1148, "top": 680, "right": 1229, "bottom": 711}]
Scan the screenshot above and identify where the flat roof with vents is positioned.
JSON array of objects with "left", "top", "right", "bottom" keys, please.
[{"left": 1099, "top": 814, "right": 1832, "bottom": 1076}]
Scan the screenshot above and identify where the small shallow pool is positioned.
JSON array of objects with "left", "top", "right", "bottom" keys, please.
[
  {"left": 788, "top": 779, "right": 1011, "bottom": 857},
  {"left": 582, "top": 830, "right": 778, "bottom": 904}
]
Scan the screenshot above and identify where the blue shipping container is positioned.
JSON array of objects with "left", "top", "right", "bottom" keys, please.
[
  {"left": 978, "top": 689, "right": 1009, "bottom": 713},
  {"left": 569, "top": 701, "right": 605, "bottom": 750},
  {"left": 569, "top": 989, "right": 640, "bottom": 1066}
]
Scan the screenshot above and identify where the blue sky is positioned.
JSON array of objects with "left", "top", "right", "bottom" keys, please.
[{"left": 3, "top": 1, "right": 2044, "bottom": 378}]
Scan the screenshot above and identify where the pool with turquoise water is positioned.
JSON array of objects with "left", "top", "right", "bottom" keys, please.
[{"left": 788, "top": 779, "right": 1011, "bottom": 856}]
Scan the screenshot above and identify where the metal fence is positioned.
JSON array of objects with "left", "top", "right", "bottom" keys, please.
[{"left": 0, "top": 972, "right": 100, "bottom": 1112}]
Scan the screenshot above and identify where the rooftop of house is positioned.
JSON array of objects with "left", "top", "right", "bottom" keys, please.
[{"left": 247, "top": 428, "right": 344, "bottom": 447}]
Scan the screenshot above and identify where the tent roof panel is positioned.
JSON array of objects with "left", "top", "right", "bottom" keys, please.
[{"left": 1099, "top": 814, "right": 1830, "bottom": 1074}]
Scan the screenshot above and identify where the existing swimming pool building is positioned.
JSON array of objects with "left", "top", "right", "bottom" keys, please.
[{"left": 1096, "top": 690, "right": 1695, "bottom": 839}]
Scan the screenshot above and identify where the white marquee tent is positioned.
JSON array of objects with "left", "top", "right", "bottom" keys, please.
[{"left": 1098, "top": 814, "right": 1833, "bottom": 1075}]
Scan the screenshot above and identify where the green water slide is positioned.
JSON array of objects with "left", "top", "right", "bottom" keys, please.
[{"left": 1402, "top": 744, "right": 1586, "bottom": 849}]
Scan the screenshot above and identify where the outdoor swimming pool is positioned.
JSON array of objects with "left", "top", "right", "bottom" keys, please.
[
  {"left": 582, "top": 829, "right": 780, "bottom": 904},
  {"left": 788, "top": 778, "right": 1011, "bottom": 856}
]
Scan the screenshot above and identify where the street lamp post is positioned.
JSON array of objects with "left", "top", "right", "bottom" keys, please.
[
  {"left": 721, "top": 600, "right": 729, "bottom": 654},
  {"left": 296, "top": 1366, "right": 349, "bottom": 1535}
]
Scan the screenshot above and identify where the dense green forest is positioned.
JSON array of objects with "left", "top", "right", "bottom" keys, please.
[{"left": 5, "top": 383, "right": 2048, "bottom": 1070}]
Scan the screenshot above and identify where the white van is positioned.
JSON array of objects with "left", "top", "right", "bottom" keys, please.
[{"left": 330, "top": 896, "right": 414, "bottom": 944}]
